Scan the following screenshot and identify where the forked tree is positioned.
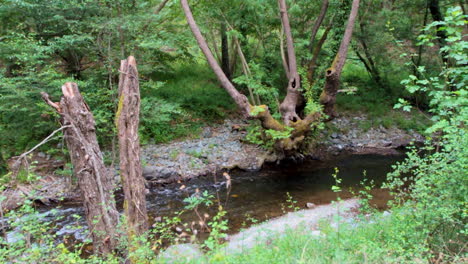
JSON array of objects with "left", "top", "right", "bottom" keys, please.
[{"left": 181, "top": 0, "right": 360, "bottom": 153}]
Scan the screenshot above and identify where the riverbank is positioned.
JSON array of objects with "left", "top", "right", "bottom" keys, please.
[
  {"left": 1, "top": 112, "right": 423, "bottom": 211},
  {"left": 160, "top": 199, "right": 361, "bottom": 262},
  {"left": 141, "top": 113, "right": 423, "bottom": 183}
]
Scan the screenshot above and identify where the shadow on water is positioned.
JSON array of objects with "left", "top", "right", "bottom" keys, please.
[{"left": 10, "top": 153, "right": 405, "bottom": 246}]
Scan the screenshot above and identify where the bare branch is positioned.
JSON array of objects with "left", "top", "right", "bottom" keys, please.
[
  {"left": 11, "top": 125, "right": 70, "bottom": 176},
  {"left": 41, "top": 92, "right": 61, "bottom": 112},
  {"left": 309, "top": 0, "right": 329, "bottom": 52}
]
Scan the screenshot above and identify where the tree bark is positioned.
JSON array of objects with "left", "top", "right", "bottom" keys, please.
[
  {"left": 279, "top": 25, "right": 290, "bottom": 79},
  {"left": 428, "top": 0, "right": 449, "bottom": 65},
  {"left": 117, "top": 56, "right": 148, "bottom": 245},
  {"left": 278, "top": 0, "right": 301, "bottom": 125},
  {"left": 221, "top": 22, "right": 231, "bottom": 80},
  {"left": 320, "top": 0, "right": 360, "bottom": 119},
  {"left": 181, "top": 0, "right": 251, "bottom": 116},
  {"left": 42, "top": 83, "right": 119, "bottom": 255}
]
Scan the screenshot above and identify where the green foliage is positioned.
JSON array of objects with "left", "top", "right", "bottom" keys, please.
[
  {"left": 265, "top": 127, "right": 293, "bottom": 140},
  {"left": 183, "top": 190, "right": 214, "bottom": 210},
  {"left": 331, "top": 167, "right": 342, "bottom": 193},
  {"left": 205, "top": 205, "right": 466, "bottom": 264},
  {"left": 155, "top": 63, "right": 236, "bottom": 121},
  {"left": 233, "top": 62, "right": 280, "bottom": 111},
  {"left": 384, "top": 7, "right": 468, "bottom": 260},
  {"left": 204, "top": 207, "right": 228, "bottom": 251},
  {"left": 284, "top": 192, "right": 300, "bottom": 212},
  {"left": 244, "top": 121, "right": 295, "bottom": 151},
  {"left": 244, "top": 122, "right": 265, "bottom": 145}
]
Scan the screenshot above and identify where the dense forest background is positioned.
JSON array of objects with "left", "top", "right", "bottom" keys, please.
[
  {"left": 0, "top": 0, "right": 466, "bottom": 263},
  {"left": 0, "top": 0, "right": 460, "bottom": 168}
]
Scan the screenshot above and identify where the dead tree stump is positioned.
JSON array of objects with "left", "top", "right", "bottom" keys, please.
[
  {"left": 117, "top": 56, "right": 148, "bottom": 240},
  {"left": 42, "top": 83, "right": 119, "bottom": 255}
]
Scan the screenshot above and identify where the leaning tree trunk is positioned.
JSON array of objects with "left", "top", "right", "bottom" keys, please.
[
  {"left": 42, "top": 83, "right": 119, "bottom": 255},
  {"left": 116, "top": 56, "right": 148, "bottom": 246},
  {"left": 180, "top": 0, "right": 251, "bottom": 116}
]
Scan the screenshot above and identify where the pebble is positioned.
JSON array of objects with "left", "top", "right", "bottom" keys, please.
[{"left": 140, "top": 119, "right": 271, "bottom": 183}]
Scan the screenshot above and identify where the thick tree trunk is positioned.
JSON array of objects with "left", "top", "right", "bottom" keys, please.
[
  {"left": 278, "top": 0, "right": 301, "bottom": 125},
  {"left": 320, "top": 0, "right": 360, "bottom": 119},
  {"left": 181, "top": 0, "right": 251, "bottom": 116},
  {"left": 221, "top": 22, "right": 231, "bottom": 80},
  {"left": 117, "top": 56, "right": 148, "bottom": 244},
  {"left": 42, "top": 83, "right": 119, "bottom": 255}
]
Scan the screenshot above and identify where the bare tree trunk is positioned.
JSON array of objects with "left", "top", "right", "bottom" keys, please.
[
  {"left": 306, "top": 20, "right": 333, "bottom": 84},
  {"left": 278, "top": 0, "right": 301, "bottom": 125},
  {"left": 181, "top": 0, "right": 251, "bottom": 116},
  {"left": 279, "top": 25, "right": 290, "bottom": 79},
  {"left": 320, "top": 0, "right": 360, "bottom": 119},
  {"left": 308, "top": 0, "right": 329, "bottom": 52},
  {"left": 42, "top": 83, "right": 119, "bottom": 255},
  {"left": 221, "top": 22, "right": 231, "bottom": 80},
  {"left": 117, "top": 56, "right": 148, "bottom": 246}
]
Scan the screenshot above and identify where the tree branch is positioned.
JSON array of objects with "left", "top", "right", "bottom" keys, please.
[
  {"left": 308, "top": 0, "right": 329, "bottom": 53},
  {"left": 180, "top": 0, "right": 251, "bottom": 116}
]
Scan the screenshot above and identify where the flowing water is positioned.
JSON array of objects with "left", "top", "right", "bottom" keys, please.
[{"left": 4, "top": 153, "right": 406, "bottom": 247}]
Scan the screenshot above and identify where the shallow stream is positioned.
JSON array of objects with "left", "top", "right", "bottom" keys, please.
[{"left": 6, "top": 153, "right": 405, "bottom": 247}]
